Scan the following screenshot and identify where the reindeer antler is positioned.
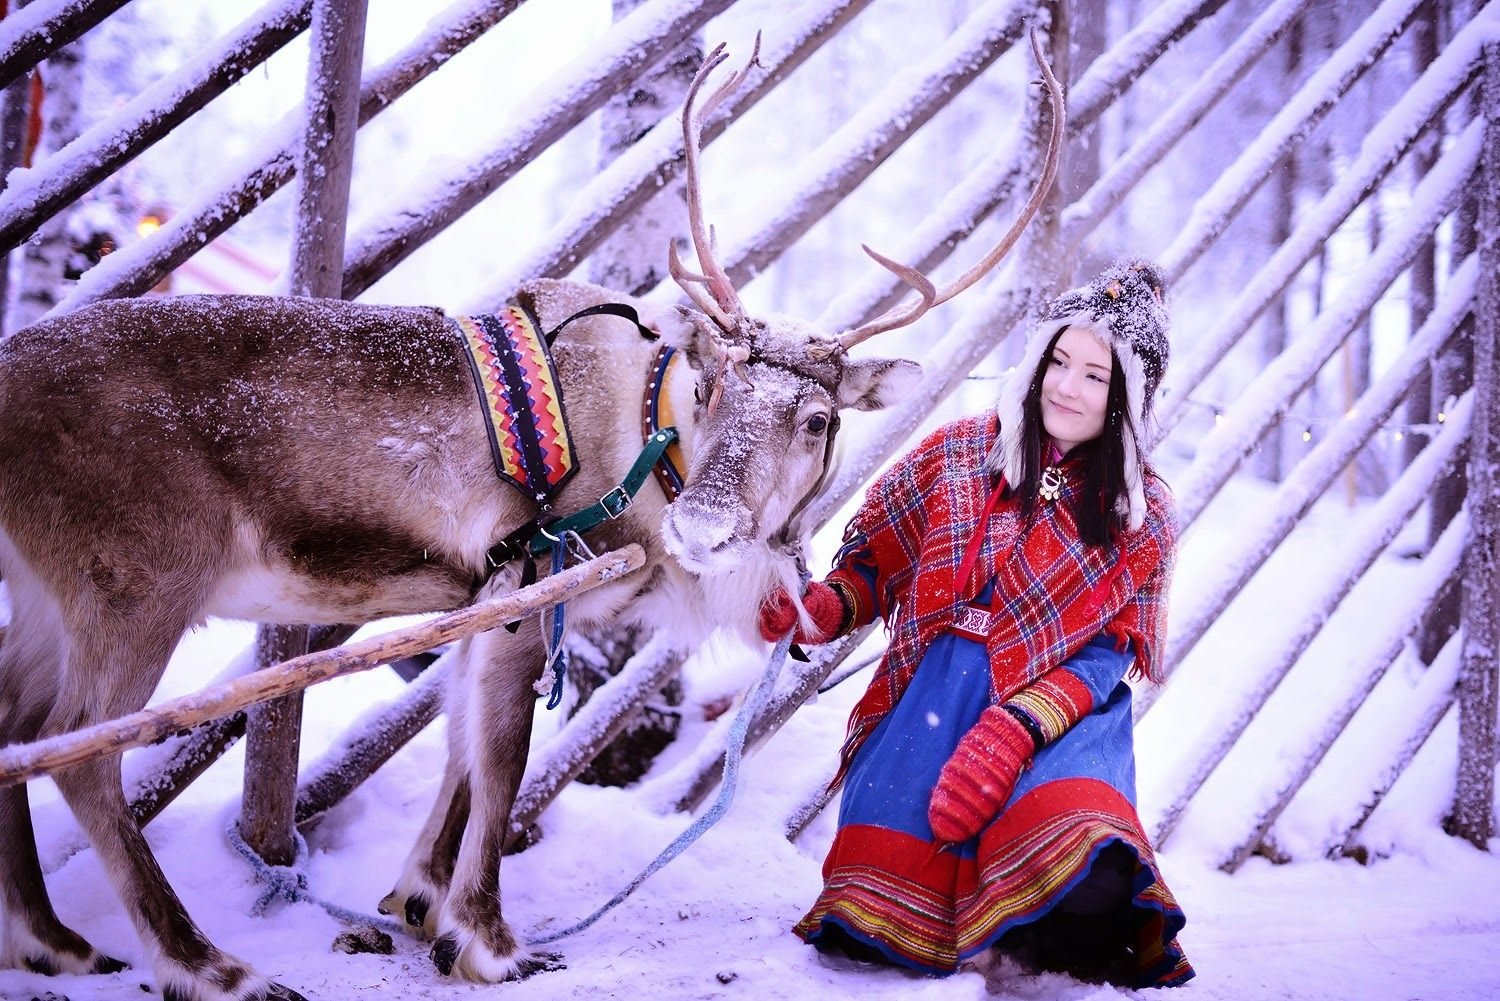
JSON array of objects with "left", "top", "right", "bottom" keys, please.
[
  {"left": 670, "top": 35, "right": 763, "bottom": 336},
  {"left": 837, "top": 25, "right": 1066, "bottom": 351}
]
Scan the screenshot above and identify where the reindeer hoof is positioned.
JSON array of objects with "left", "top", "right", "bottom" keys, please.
[
  {"left": 515, "top": 951, "right": 566, "bottom": 980},
  {"left": 92, "top": 953, "right": 129, "bottom": 974},
  {"left": 430, "top": 933, "right": 460, "bottom": 976},
  {"left": 404, "top": 893, "right": 430, "bottom": 931},
  {"left": 264, "top": 982, "right": 310, "bottom": 1001}
]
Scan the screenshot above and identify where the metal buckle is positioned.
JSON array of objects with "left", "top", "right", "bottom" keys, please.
[{"left": 600, "top": 486, "right": 631, "bottom": 519}]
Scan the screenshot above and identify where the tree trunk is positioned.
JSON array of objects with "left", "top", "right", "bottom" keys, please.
[
  {"left": 0, "top": 59, "right": 26, "bottom": 332},
  {"left": 1404, "top": 0, "right": 1440, "bottom": 476},
  {"left": 563, "top": 0, "right": 699, "bottom": 788},
  {"left": 1448, "top": 36, "right": 1499, "bottom": 850},
  {"left": 1254, "top": 18, "right": 1303, "bottom": 482},
  {"left": 11, "top": 31, "right": 81, "bottom": 331}
]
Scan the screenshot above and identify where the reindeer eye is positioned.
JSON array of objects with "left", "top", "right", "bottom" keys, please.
[
  {"left": 694, "top": 383, "right": 703, "bottom": 405},
  {"left": 806, "top": 414, "right": 829, "bottom": 434}
]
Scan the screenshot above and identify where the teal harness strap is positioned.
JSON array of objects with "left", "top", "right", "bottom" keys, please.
[
  {"left": 483, "top": 427, "right": 681, "bottom": 571},
  {"left": 524, "top": 427, "right": 680, "bottom": 556}
]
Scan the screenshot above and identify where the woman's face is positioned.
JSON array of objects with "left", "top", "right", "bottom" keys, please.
[{"left": 1040, "top": 325, "right": 1113, "bottom": 454}]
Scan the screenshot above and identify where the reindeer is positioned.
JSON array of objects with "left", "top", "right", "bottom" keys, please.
[{"left": 0, "top": 30, "right": 1062, "bottom": 1001}]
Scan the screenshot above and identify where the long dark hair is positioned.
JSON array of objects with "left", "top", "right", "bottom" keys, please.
[{"left": 1008, "top": 325, "right": 1135, "bottom": 548}]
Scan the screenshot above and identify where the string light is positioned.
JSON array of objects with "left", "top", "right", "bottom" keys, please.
[{"left": 1184, "top": 397, "right": 1450, "bottom": 447}]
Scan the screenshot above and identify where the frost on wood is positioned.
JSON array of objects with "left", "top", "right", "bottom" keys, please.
[
  {"left": 1171, "top": 120, "right": 1481, "bottom": 531},
  {"left": 716, "top": 0, "right": 1030, "bottom": 289},
  {"left": 51, "top": 0, "right": 527, "bottom": 315},
  {"left": 1275, "top": 631, "right": 1463, "bottom": 862},
  {"left": 1144, "top": 257, "right": 1478, "bottom": 698},
  {"left": 1061, "top": 0, "right": 1312, "bottom": 254},
  {"left": 507, "top": 634, "right": 684, "bottom": 846},
  {"left": 1154, "top": 11, "right": 1490, "bottom": 430},
  {"left": 1218, "top": 509, "right": 1469, "bottom": 872},
  {"left": 0, "top": 0, "right": 312, "bottom": 254},
  {"left": 471, "top": 0, "right": 868, "bottom": 311},
  {"left": 295, "top": 649, "right": 452, "bottom": 828},
  {"left": 340, "top": 0, "right": 735, "bottom": 299},
  {"left": 1452, "top": 37, "right": 1500, "bottom": 846},
  {"left": 1148, "top": 394, "right": 1473, "bottom": 850},
  {"left": 1158, "top": 0, "right": 1425, "bottom": 284}
]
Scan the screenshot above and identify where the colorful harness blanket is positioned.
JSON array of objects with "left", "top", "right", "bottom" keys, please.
[{"left": 455, "top": 306, "right": 576, "bottom": 503}]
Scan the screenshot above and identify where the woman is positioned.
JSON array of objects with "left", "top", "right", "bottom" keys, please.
[{"left": 760, "top": 260, "right": 1193, "bottom": 988}]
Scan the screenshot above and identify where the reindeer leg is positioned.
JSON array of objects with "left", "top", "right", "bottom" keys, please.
[
  {"left": 0, "top": 586, "right": 130, "bottom": 978},
  {"left": 41, "top": 578, "right": 305, "bottom": 1001},
  {"left": 428, "top": 627, "right": 561, "bottom": 982},
  {"left": 378, "top": 745, "right": 470, "bottom": 939}
]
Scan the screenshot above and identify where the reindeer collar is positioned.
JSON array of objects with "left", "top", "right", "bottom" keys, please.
[{"left": 641, "top": 344, "right": 689, "bottom": 501}]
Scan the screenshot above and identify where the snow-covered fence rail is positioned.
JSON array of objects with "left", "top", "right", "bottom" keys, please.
[
  {"left": 1154, "top": 13, "right": 1489, "bottom": 435},
  {"left": 474, "top": 0, "right": 877, "bottom": 307},
  {"left": 1171, "top": 121, "right": 1479, "bottom": 530},
  {"left": 339, "top": 0, "right": 735, "bottom": 299},
  {"left": 1149, "top": 393, "right": 1472, "bottom": 849},
  {"left": 1149, "top": 256, "right": 1477, "bottom": 701},
  {"left": 46, "top": 0, "right": 531, "bottom": 313},
  {"left": 0, "top": 545, "right": 645, "bottom": 789},
  {"left": 1219, "top": 505, "right": 1470, "bottom": 871},
  {"left": 0, "top": 0, "right": 313, "bottom": 252},
  {"left": 0, "top": 0, "right": 129, "bottom": 90},
  {"left": 1157, "top": 0, "right": 1425, "bottom": 285}
]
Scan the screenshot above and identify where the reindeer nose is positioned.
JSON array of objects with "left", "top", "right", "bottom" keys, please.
[{"left": 662, "top": 499, "right": 754, "bottom": 572}]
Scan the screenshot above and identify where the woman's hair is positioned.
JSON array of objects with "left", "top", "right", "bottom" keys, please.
[{"left": 1008, "top": 325, "right": 1135, "bottom": 548}]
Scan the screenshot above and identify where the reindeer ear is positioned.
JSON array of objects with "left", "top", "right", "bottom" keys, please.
[
  {"left": 836, "top": 357, "right": 922, "bottom": 411},
  {"left": 645, "top": 305, "right": 721, "bottom": 370}
]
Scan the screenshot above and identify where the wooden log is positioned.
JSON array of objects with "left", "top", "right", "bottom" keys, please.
[
  {"left": 505, "top": 635, "right": 684, "bottom": 850},
  {"left": 295, "top": 649, "right": 451, "bottom": 829},
  {"left": 126, "top": 625, "right": 359, "bottom": 828},
  {"left": 0, "top": 545, "right": 645, "bottom": 788},
  {"left": 672, "top": 626, "right": 873, "bottom": 815},
  {"left": 0, "top": 0, "right": 313, "bottom": 253},
  {"left": 1451, "top": 37, "right": 1500, "bottom": 848},
  {"left": 0, "top": 0, "right": 131, "bottom": 91},
  {"left": 241, "top": 0, "right": 369, "bottom": 867}
]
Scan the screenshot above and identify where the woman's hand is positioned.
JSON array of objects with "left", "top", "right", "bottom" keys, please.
[
  {"left": 928, "top": 706, "right": 1035, "bottom": 844},
  {"left": 758, "top": 581, "right": 847, "bottom": 644}
]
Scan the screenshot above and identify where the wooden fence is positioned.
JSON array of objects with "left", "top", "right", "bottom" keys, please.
[{"left": 0, "top": 0, "right": 1493, "bottom": 871}]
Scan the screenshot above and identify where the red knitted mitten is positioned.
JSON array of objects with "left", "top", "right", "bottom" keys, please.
[
  {"left": 928, "top": 706, "right": 1035, "bottom": 844},
  {"left": 757, "top": 581, "right": 847, "bottom": 644}
]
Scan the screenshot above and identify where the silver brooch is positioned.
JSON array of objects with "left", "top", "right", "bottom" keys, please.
[{"left": 1039, "top": 466, "right": 1064, "bottom": 502}]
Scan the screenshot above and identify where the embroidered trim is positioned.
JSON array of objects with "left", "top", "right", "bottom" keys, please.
[
  {"left": 1004, "top": 675, "right": 1092, "bottom": 746},
  {"left": 456, "top": 307, "right": 576, "bottom": 502}
]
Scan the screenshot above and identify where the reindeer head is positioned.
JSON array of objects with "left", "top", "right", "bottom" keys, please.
[{"left": 657, "top": 31, "right": 1063, "bottom": 585}]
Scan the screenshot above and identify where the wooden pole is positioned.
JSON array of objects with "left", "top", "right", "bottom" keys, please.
[
  {"left": 1450, "top": 38, "right": 1499, "bottom": 848},
  {"left": 0, "top": 546, "right": 644, "bottom": 788},
  {"left": 243, "top": 0, "right": 368, "bottom": 867}
]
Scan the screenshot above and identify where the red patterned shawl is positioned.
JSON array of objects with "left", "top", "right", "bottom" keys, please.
[{"left": 828, "top": 414, "right": 1175, "bottom": 784}]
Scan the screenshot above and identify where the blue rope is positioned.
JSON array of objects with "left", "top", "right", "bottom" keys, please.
[
  {"left": 544, "top": 542, "right": 568, "bottom": 710},
  {"left": 227, "top": 819, "right": 406, "bottom": 936},
  {"left": 528, "top": 627, "right": 795, "bottom": 945}
]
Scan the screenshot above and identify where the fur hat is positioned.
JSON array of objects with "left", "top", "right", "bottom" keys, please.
[{"left": 988, "top": 259, "right": 1170, "bottom": 532}]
